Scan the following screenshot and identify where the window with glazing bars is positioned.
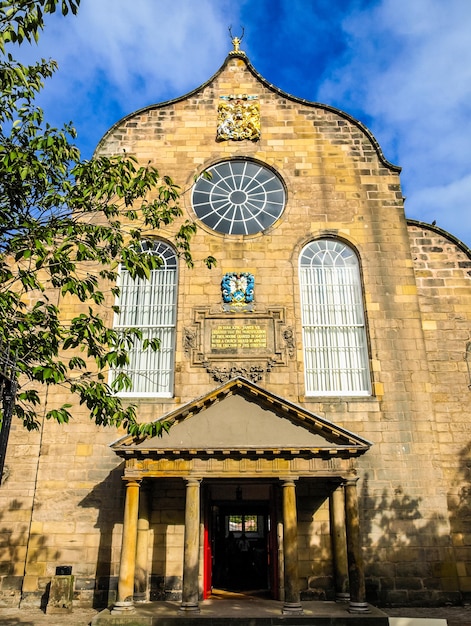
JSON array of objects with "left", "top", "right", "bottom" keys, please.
[
  {"left": 299, "top": 240, "right": 370, "bottom": 395},
  {"left": 111, "top": 240, "right": 177, "bottom": 397}
]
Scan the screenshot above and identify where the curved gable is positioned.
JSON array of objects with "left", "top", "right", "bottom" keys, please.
[{"left": 96, "top": 52, "right": 399, "bottom": 172}]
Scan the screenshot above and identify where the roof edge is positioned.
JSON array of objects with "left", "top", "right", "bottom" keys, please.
[
  {"left": 239, "top": 55, "right": 400, "bottom": 173},
  {"left": 407, "top": 219, "right": 471, "bottom": 258},
  {"left": 94, "top": 52, "right": 401, "bottom": 172},
  {"left": 110, "top": 376, "right": 373, "bottom": 451}
]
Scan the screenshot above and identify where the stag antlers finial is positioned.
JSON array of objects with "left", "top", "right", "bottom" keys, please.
[{"left": 229, "top": 26, "right": 245, "bottom": 53}]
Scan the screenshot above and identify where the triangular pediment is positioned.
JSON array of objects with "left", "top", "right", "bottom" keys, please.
[{"left": 111, "top": 378, "right": 371, "bottom": 459}]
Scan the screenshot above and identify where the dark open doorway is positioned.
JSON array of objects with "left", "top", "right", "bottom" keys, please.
[
  {"left": 212, "top": 504, "right": 270, "bottom": 592},
  {"left": 204, "top": 482, "right": 279, "bottom": 599}
]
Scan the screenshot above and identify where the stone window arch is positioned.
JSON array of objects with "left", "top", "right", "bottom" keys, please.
[
  {"left": 110, "top": 240, "right": 177, "bottom": 397},
  {"left": 299, "top": 239, "right": 370, "bottom": 395}
]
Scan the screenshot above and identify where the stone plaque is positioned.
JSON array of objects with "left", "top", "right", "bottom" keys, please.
[
  {"left": 186, "top": 309, "right": 293, "bottom": 383},
  {"left": 205, "top": 319, "right": 273, "bottom": 357}
]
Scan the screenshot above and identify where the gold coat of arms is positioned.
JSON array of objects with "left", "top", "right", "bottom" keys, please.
[{"left": 217, "top": 95, "right": 260, "bottom": 141}]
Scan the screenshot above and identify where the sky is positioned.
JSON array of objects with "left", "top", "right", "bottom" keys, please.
[{"left": 11, "top": 0, "right": 471, "bottom": 246}]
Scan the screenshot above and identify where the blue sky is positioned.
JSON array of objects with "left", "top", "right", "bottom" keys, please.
[{"left": 13, "top": 0, "right": 471, "bottom": 246}]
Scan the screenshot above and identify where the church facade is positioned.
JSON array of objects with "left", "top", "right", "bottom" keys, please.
[{"left": 1, "top": 43, "right": 471, "bottom": 612}]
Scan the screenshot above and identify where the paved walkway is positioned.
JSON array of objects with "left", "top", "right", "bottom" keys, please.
[
  {"left": 387, "top": 605, "right": 471, "bottom": 626},
  {"left": 1, "top": 604, "right": 471, "bottom": 625},
  {"left": 0, "top": 606, "right": 97, "bottom": 625}
]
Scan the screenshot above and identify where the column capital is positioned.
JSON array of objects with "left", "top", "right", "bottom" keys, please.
[
  {"left": 122, "top": 477, "right": 142, "bottom": 487},
  {"left": 344, "top": 476, "right": 359, "bottom": 487},
  {"left": 280, "top": 477, "right": 298, "bottom": 486},
  {"left": 185, "top": 477, "right": 202, "bottom": 486}
]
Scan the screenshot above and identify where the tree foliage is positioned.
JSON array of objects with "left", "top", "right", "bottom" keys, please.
[{"left": 0, "top": 0, "right": 214, "bottom": 435}]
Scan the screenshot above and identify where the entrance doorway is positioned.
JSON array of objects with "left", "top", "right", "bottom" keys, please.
[
  {"left": 204, "top": 482, "right": 279, "bottom": 599},
  {"left": 212, "top": 505, "right": 269, "bottom": 592}
]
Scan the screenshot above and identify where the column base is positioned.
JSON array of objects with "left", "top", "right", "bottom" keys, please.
[
  {"left": 348, "top": 601, "right": 370, "bottom": 613},
  {"left": 180, "top": 602, "right": 200, "bottom": 613},
  {"left": 133, "top": 592, "right": 148, "bottom": 603},
  {"left": 282, "top": 602, "right": 304, "bottom": 615},
  {"left": 335, "top": 592, "right": 350, "bottom": 602},
  {"left": 111, "top": 600, "right": 135, "bottom": 614}
]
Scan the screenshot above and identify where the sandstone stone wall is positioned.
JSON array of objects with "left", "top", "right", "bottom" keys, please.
[
  {"left": 0, "top": 53, "right": 469, "bottom": 608},
  {"left": 149, "top": 479, "right": 185, "bottom": 601},
  {"left": 409, "top": 222, "right": 471, "bottom": 601},
  {"left": 297, "top": 483, "right": 333, "bottom": 601}
]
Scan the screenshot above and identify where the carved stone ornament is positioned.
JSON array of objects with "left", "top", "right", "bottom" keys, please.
[
  {"left": 183, "top": 327, "right": 197, "bottom": 356},
  {"left": 202, "top": 359, "right": 276, "bottom": 384},
  {"left": 217, "top": 95, "right": 260, "bottom": 142},
  {"left": 283, "top": 326, "right": 296, "bottom": 358}
]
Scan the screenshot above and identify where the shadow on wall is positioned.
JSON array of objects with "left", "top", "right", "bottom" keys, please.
[
  {"left": 448, "top": 441, "right": 471, "bottom": 603},
  {"left": 297, "top": 481, "right": 335, "bottom": 601},
  {"left": 148, "top": 478, "right": 185, "bottom": 602},
  {"left": 0, "top": 499, "right": 60, "bottom": 608},
  {"left": 360, "top": 473, "right": 458, "bottom": 606},
  {"left": 79, "top": 463, "right": 124, "bottom": 609},
  {"left": 79, "top": 473, "right": 186, "bottom": 606}
]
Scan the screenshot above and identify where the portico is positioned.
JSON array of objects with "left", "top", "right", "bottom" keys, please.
[{"left": 109, "top": 378, "right": 371, "bottom": 616}]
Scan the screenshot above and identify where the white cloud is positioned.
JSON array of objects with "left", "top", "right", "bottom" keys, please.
[
  {"left": 318, "top": 0, "right": 471, "bottom": 245},
  {"left": 406, "top": 173, "right": 471, "bottom": 241},
  {"left": 61, "top": 0, "right": 237, "bottom": 99},
  {"left": 15, "top": 0, "right": 244, "bottom": 155}
]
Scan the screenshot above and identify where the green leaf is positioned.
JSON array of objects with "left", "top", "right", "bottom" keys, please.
[{"left": 0, "top": 0, "right": 209, "bottom": 437}]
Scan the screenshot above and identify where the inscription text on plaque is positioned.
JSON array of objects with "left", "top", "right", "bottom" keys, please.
[{"left": 211, "top": 324, "right": 267, "bottom": 351}]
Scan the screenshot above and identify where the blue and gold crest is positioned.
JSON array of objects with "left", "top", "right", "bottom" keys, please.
[{"left": 221, "top": 272, "right": 254, "bottom": 311}]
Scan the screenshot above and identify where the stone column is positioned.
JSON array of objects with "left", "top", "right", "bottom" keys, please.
[
  {"left": 180, "top": 478, "right": 201, "bottom": 612},
  {"left": 281, "top": 478, "right": 303, "bottom": 615},
  {"left": 134, "top": 482, "right": 151, "bottom": 602},
  {"left": 112, "top": 478, "right": 141, "bottom": 614},
  {"left": 345, "top": 477, "right": 369, "bottom": 613},
  {"left": 330, "top": 483, "right": 350, "bottom": 602}
]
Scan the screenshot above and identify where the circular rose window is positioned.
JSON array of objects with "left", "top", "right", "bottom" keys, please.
[{"left": 192, "top": 160, "right": 286, "bottom": 235}]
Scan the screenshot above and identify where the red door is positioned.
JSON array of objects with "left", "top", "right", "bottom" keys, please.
[
  {"left": 203, "top": 486, "right": 279, "bottom": 599},
  {"left": 268, "top": 486, "right": 279, "bottom": 599},
  {"left": 203, "top": 502, "right": 212, "bottom": 598}
]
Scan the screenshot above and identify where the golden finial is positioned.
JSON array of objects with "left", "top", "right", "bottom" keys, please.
[{"left": 228, "top": 26, "right": 245, "bottom": 55}]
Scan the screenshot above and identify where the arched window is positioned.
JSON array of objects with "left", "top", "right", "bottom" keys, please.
[
  {"left": 111, "top": 240, "right": 177, "bottom": 397},
  {"left": 299, "top": 240, "right": 370, "bottom": 395}
]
